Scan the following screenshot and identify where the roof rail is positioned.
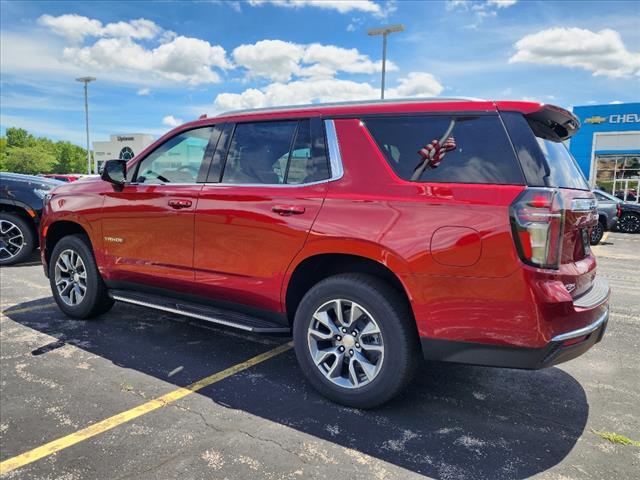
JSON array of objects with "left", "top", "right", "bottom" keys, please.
[{"left": 215, "top": 97, "right": 486, "bottom": 117}]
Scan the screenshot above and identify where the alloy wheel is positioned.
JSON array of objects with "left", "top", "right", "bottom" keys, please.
[
  {"left": 590, "top": 222, "right": 603, "bottom": 244},
  {"left": 54, "top": 249, "right": 88, "bottom": 306},
  {"left": 0, "top": 219, "right": 25, "bottom": 262},
  {"left": 619, "top": 213, "right": 640, "bottom": 234},
  {"left": 307, "top": 299, "right": 384, "bottom": 389}
]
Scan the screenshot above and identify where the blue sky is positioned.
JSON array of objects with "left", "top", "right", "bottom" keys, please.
[{"left": 1, "top": 0, "right": 638, "bottom": 145}]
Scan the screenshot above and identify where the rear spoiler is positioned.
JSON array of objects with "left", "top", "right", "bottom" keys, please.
[
  {"left": 525, "top": 105, "right": 580, "bottom": 141},
  {"left": 496, "top": 102, "right": 580, "bottom": 141}
]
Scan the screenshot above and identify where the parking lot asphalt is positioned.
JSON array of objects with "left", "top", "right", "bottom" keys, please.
[{"left": 1, "top": 232, "right": 638, "bottom": 480}]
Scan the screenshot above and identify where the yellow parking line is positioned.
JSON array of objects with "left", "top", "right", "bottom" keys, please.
[
  {"left": 1, "top": 303, "right": 57, "bottom": 316},
  {"left": 602, "top": 231, "right": 610, "bottom": 243},
  {"left": 0, "top": 341, "right": 293, "bottom": 475}
]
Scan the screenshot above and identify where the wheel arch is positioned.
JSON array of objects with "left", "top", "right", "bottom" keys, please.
[
  {"left": 283, "top": 249, "right": 414, "bottom": 327},
  {"left": 0, "top": 200, "right": 38, "bottom": 234},
  {"left": 44, "top": 220, "right": 93, "bottom": 266}
]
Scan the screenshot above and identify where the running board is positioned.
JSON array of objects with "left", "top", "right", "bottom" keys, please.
[{"left": 109, "top": 290, "right": 290, "bottom": 334}]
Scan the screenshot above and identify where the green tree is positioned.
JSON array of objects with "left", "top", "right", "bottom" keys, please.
[
  {"left": 54, "top": 141, "right": 87, "bottom": 173},
  {"left": 5, "top": 128, "right": 35, "bottom": 148},
  {"left": 0, "top": 136, "right": 7, "bottom": 171},
  {"left": 3, "top": 146, "right": 56, "bottom": 174}
]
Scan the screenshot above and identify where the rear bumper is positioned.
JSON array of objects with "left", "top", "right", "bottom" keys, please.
[
  {"left": 420, "top": 276, "right": 610, "bottom": 370},
  {"left": 421, "top": 307, "right": 608, "bottom": 369}
]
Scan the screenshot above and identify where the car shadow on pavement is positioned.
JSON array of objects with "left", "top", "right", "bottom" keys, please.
[{"left": 5, "top": 299, "right": 588, "bottom": 480}]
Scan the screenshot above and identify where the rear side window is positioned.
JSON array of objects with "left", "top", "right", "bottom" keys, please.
[
  {"left": 220, "top": 119, "right": 330, "bottom": 185},
  {"left": 500, "top": 111, "right": 589, "bottom": 190},
  {"left": 364, "top": 115, "right": 524, "bottom": 184}
]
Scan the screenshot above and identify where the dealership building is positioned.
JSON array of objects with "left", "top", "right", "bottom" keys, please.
[
  {"left": 569, "top": 102, "right": 640, "bottom": 199},
  {"left": 93, "top": 133, "right": 154, "bottom": 173}
]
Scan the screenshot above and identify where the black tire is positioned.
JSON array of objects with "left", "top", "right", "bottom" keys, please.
[
  {"left": 619, "top": 212, "right": 640, "bottom": 234},
  {"left": 590, "top": 221, "right": 605, "bottom": 245},
  {"left": 0, "top": 212, "right": 35, "bottom": 265},
  {"left": 293, "top": 273, "right": 419, "bottom": 408},
  {"left": 49, "top": 234, "right": 113, "bottom": 319}
]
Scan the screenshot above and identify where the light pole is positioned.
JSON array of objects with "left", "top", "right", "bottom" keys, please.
[
  {"left": 76, "top": 76, "right": 96, "bottom": 174},
  {"left": 367, "top": 24, "right": 404, "bottom": 100}
]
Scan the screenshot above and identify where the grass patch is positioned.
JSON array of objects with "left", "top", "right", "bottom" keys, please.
[{"left": 591, "top": 429, "right": 640, "bottom": 446}]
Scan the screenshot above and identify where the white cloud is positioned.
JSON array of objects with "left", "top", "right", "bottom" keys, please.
[
  {"left": 386, "top": 72, "right": 444, "bottom": 98},
  {"left": 63, "top": 35, "right": 230, "bottom": 85},
  {"left": 38, "top": 14, "right": 164, "bottom": 43},
  {"left": 137, "top": 88, "right": 151, "bottom": 96},
  {"left": 609, "top": 100, "right": 623, "bottom": 104},
  {"left": 232, "top": 39, "right": 393, "bottom": 82},
  {"left": 213, "top": 72, "right": 444, "bottom": 112},
  {"left": 486, "top": 0, "right": 517, "bottom": 8},
  {"left": 446, "top": 0, "right": 516, "bottom": 26},
  {"left": 35, "top": 14, "right": 228, "bottom": 85},
  {"left": 232, "top": 40, "right": 305, "bottom": 82},
  {"left": 162, "top": 115, "right": 183, "bottom": 127},
  {"left": 248, "top": 0, "right": 382, "bottom": 15},
  {"left": 37, "top": 14, "right": 102, "bottom": 43},
  {"left": 510, "top": 28, "right": 640, "bottom": 78}
]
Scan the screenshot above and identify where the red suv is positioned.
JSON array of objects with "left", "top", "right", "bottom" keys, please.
[{"left": 40, "top": 99, "right": 610, "bottom": 408}]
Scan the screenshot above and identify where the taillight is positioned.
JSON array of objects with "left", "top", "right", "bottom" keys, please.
[
  {"left": 617, "top": 204, "right": 622, "bottom": 218},
  {"left": 510, "top": 188, "right": 564, "bottom": 269}
]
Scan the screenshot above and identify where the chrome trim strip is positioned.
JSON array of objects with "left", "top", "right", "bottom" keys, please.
[
  {"left": 112, "top": 294, "right": 256, "bottom": 332},
  {"left": 324, "top": 119, "right": 344, "bottom": 180},
  {"left": 551, "top": 308, "right": 609, "bottom": 342}
]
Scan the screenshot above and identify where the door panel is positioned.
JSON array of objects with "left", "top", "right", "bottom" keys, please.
[
  {"left": 192, "top": 117, "right": 330, "bottom": 312},
  {"left": 100, "top": 125, "right": 218, "bottom": 289},
  {"left": 192, "top": 183, "right": 327, "bottom": 311},
  {"left": 101, "top": 184, "right": 202, "bottom": 288}
]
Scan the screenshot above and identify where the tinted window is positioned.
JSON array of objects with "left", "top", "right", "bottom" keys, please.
[
  {"left": 286, "top": 120, "right": 330, "bottom": 184},
  {"left": 135, "top": 127, "right": 215, "bottom": 184},
  {"left": 364, "top": 115, "right": 524, "bottom": 184},
  {"left": 222, "top": 121, "right": 297, "bottom": 184},
  {"left": 501, "top": 112, "right": 589, "bottom": 190},
  {"left": 220, "top": 120, "right": 329, "bottom": 185}
]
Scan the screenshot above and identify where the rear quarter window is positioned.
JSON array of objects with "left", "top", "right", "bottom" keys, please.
[
  {"left": 364, "top": 115, "right": 525, "bottom": 184},
  {"left": 500, "top": 111, "right": 589, "bottom": 191}
]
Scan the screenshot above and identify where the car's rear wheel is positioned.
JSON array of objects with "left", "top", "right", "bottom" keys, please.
[
  {"left": 49, "top": 235, "right": 113, "bottom": 319},
  {"left": 590, "top": 220, "right": 605, "bottom": 245},
  {"left": 619, "top": 212, "right": 640, "bottom": 234},
  {"left": 293, "top": 274, "right": 419, "bottom": 408},
  {"left": 0, "top": 213, "right": 35, "bottom": 266}
]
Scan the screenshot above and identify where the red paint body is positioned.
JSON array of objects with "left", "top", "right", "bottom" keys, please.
[{"left": 40, "top": 99, "right": 609, "bottom": 357}]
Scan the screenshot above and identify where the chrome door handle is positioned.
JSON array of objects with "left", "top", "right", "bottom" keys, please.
[
  {"left": 272, "top": 205, "right": 305, "bottom": 215},
  {"left": 168, "top": 199, "right": 192, "bottom": 209}
]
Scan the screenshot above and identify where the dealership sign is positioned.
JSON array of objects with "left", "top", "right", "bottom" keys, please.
[{"left": 584, "top": 113, "right": 640, "bottom": 125}]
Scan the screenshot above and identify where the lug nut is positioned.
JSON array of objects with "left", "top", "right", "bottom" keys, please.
[
  {"left": 341, "top": 327, "right": 347, "bottom": 333},
  {"left": 349, "top": 349, "right": 354, "bottom": 356},
  {"left": 351, "top": 331, "right": 357, "bottom": 336},
  {"left": 339, "top": 346, "right": 345, "bottom": 352},
  {"left": 336, "top": 335, "right": 342, "bottom": 341},
  {"left": 355, "top": 342, "right": 360, "bottom": 348}
]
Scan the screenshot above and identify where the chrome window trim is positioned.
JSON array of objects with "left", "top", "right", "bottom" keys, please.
[{"left": 324, "top": 119, "right": 344, "bottom": 181}]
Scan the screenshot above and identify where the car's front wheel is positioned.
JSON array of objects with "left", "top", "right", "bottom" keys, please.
[
  {"left": 619, "top": 212, "right": 640, "bottom": 234},
  {"left": 293, "top": 274, "right": 419, "bottom": 408},
  {"left": 49, "top": 235, "right": 113, "bottom": 319},
  {"left": 0, "top": 212, "right": 35, "bottom": 265}
]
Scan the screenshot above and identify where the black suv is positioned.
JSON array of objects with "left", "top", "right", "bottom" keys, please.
[{"left": 0, "top": 172, "right": 62, "bottom": 265}]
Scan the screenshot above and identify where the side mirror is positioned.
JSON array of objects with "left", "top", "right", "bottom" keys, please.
[{"left": 101, "top": 159, "right": 126, "bottom": 190}]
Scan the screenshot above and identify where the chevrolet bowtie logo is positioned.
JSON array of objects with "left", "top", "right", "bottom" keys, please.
[{"left": 584, "top": 116, "right": 607, "bottom": 124}]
